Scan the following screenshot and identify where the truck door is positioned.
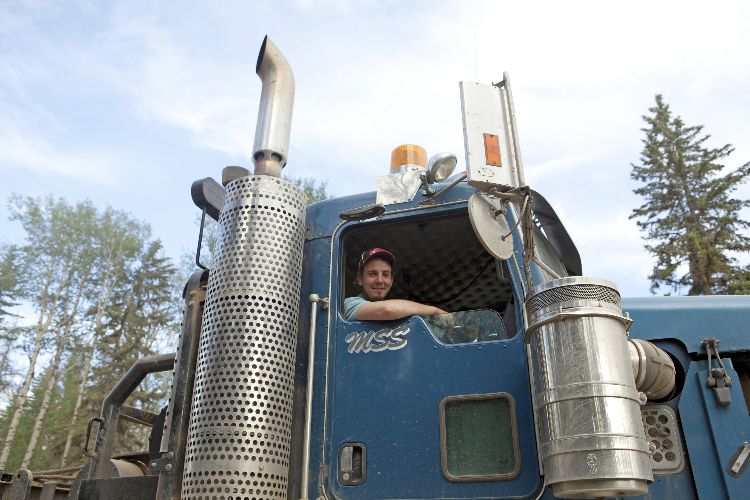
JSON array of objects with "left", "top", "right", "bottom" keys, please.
[{"left": 319, "top": 210, "right": 542, "bottom": 499}]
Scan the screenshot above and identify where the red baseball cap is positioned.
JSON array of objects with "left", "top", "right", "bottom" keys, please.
[{"left": 358, "top": 247, "right": 396, "bottom": 271}]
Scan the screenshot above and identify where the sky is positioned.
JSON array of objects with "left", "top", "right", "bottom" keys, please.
[{"left": 1, "top": 0, "right": 749, "bottom": 298}]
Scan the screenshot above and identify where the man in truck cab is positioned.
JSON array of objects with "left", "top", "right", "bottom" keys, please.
[{"left": 344, "top": 247, "right": 452, "bottom": 322}]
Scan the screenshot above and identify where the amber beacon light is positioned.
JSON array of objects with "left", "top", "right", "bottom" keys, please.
[{"left": 390, "top": 144, "right": 428, "bottom": 173}]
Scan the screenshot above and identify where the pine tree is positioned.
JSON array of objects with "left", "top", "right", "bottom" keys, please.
[
  {"left": 0, "top": 373, "right": 38, "bottom": 471},
  {"left": 17, "top": 358, "right": 76, "bottom": 471},
  {"left": 0, "top": 244, "right": 21, "bottom": 324},
  {"left": 630, "top": 95, "right": 750, "bottom": 294},
  {"left": 60, "top": 208, "right": 147, "bottom": 466},
  {"left": 0, "top": 327, "right": 21, "bottom": 404},
  {"left": 0, "top": 245, "right": 22, "bottom": 401},
  {"left": 1, "top": 195, "right": 179, "bottom": 471},
  {"left": 83, "top": 239, "right": 178, "bottom": 455}
]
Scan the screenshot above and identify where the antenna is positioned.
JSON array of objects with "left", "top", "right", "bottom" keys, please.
[{"left": 473, "top": 32, "right": 478, "bottom": 80}]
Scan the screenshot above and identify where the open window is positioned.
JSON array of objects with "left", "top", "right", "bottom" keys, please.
[{"left": 341, "top": 211, "right": 518, "bottom": 340}]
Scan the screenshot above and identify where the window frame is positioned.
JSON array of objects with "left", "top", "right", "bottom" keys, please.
[{"left": 439, "top": 392, "right": 522, "bottom": 482}]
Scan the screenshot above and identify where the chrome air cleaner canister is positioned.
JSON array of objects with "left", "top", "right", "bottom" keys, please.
[{"left": 525, "top": 277, "right": 653, "bottom": 499}]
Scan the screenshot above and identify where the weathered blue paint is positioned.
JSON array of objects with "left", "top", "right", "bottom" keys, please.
[
  {"left": 678, "top": 359, "right": 750, "bottom": 498},
  {"left": 623, "top": 296, "right": 750, "bottom": 354},
  {"left": 296, "top": 186, "right": 547, "bottom": 499},
  {"left": 293, "top": 181, "right": 750, "bottom": 500},
  {"left": 304, "top": 177, "right": 482, "bottom": 241},
  {"left": 321, "top": 315, "right": 539, "bottom": 498},
  {"left": 632, "top": 472, "right": 699, "bottom": 500}
]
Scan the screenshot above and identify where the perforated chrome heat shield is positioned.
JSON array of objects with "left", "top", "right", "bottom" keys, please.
[{"left": 182, "top": 176, "right": 306, "bottom": 499}]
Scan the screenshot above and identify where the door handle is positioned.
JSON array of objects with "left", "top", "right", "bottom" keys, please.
[{"left": 339, "top": 442, "right": 367, "bottom": 486}]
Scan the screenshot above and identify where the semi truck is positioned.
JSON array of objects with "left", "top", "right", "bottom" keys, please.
[{"left": 2, "top": 35, "right": 750, "bottom": 500}]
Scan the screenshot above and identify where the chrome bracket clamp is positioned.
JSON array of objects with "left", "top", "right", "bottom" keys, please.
[
  {"left": 703, "top": 337, "right": 733, "bottom": 407},
  {"left": 728, "top": 442, "right": 750, "bottom": 477}
]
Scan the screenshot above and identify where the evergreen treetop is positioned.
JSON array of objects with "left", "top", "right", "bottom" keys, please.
[{"left": 630, "top": 95, "right": 750, "bottom": 294}]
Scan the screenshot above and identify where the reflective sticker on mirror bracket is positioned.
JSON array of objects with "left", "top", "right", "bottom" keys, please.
[
  {"left": 345, "top": 326, "right": 410, "bottom": 354},
  {"left": 483, "top": 133, "right": 501, "bottom": 166}
]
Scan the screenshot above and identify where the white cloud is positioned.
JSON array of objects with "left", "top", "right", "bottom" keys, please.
[
  {"left": 84, "top": 12, "right": 259, "bottom": 158},
  {"left": 0, "top": 126, "right": 118, "bottom": 184},
  {"left": 1, "top": 0, "right": 748, "bottom": 296},
  {"left": 525, "top": 153, "right": 597, "bottom": 180},
  {"left": 561, "top": 208, "right": 654, "bottom": 295}
]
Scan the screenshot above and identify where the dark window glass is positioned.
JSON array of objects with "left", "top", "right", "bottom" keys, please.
[{"left": 441, "top": 394, "right": 519, "bottom": 480}]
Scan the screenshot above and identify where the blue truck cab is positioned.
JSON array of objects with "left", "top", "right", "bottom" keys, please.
[
  {"left": 292, "top": 182, "right": 549, "bottom": 499},
  {"left": 289, "top": 173, "right": 750, "bottom": 500}
]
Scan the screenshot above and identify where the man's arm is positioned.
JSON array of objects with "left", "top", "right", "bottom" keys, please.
[{"left": 355, "top": 299, "right": 448, "bottom": 321}]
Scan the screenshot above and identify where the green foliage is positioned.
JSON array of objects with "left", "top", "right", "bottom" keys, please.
[
  {"left": 8, "top": 195, "right": 98, "bottom": 298},
  {"left": 630, "top": 95, "right": 750, "bottom": 294},
  {"left": 182, "top": 176, "right": 330, "bottom": 278},
  {"left": 285, "top": 176, "right": 330, "bottom": 205},
  {"left": 0, "top": 328, "right": 21, "bottom": 402},
  {"left": 0, "top": 364, "right": 59, "bottom": 471},
  {"left": 0, "top": 194, "right": 178, "bottom": 472},
  {"left": 0, "top": 244, "right": 21, "bottom": 323},
  {"left": 2, "top": 174, "right": 327, "bottom": 472},
  {"left": 20, "top": 360, "right": 78, "bottom": 470},
  {"left": 84, "top": 239, "right": 178, "bottom": 455}
]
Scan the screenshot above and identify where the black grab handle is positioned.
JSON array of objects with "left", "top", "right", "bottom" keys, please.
[{"left": 83, "top": 416, "right": 104, "bottom": 458}]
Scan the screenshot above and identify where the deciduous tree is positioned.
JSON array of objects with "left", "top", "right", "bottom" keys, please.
[
  {"left": 287, "top": 176, "right": 329, "bottom": 205},
  {"left": 0, "top": 196, "right": 178, "bottom": 471},
  {"left": 59, "top": 209, "right": 147, "bottom": 466},
  {"left": 0, "top": 196, "right": 95, "bottom": 470}
]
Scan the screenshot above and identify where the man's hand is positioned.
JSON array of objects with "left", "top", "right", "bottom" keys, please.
[
  {"left": 419, "top": 310, "right": 455, "bottom": 342},
  {"left": 434, "top": 311, "right": 454, "bottom": 331}
]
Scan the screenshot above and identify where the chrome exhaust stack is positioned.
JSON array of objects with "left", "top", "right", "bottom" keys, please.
[
  {"left": 252, "top": 36, "right": 295, "bottom": 177},
  {"left": 182, "top": 36, "right": 306, "bottom": 499}
]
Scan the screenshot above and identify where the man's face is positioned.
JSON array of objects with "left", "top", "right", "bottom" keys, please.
[{"left": 357, "top": 257, "right": 393, "bottom": 301}]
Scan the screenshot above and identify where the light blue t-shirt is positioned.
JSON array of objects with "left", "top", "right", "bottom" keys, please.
[{"left": 343, "top": 295, "right": 367, "bottom": 321}]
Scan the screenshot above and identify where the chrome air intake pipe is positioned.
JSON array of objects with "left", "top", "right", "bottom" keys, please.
[
  {"left": 182, "top": 37, "right": 306, "bottom": 499},
  {"left": 252, "top": 36, "right": 295, "bottom": 177},
  {"left": 525, "top": 277, "right": 653, "bottom": 499},
  {"left": 628, "top": 338, "right": 676, "bottom": 400}
]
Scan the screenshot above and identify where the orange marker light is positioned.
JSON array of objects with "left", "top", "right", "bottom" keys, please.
[
  {"left": 483, "top": 133, "right": 501, "bottom": 167},
  {"left": 390, "top": 144, "right": 427, "bottom": 173}
]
